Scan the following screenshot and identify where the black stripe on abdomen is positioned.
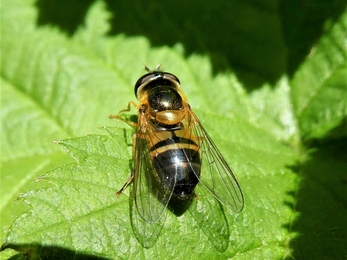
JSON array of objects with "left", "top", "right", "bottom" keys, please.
[
  {"left": 152, "top": 148, "right": 201, "bottom": 199},
  {"left": 149, "top": 135, "right": 198, "bottom": 152}
]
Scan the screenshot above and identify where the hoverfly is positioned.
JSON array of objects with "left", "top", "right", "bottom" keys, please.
[{"left": 111, "top": 66, "right": 244, "bottom": 250}]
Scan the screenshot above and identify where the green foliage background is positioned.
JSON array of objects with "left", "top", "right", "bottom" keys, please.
[{"left": 1, "top": 0, "right": 346, "bottom": 259}]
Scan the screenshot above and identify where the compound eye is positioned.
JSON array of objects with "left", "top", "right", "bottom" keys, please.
[
  {"left": 148, "top": 87, "right": 182, "bottom": 111},
  {"left": 163, "top": 73, "right": 180, "bottom": 85},
  {"left": 134, "top": 71, "right": 181, "bottom": 99},
  {"left": 134, "top": 73, "right": 155, "bottom": 96}
]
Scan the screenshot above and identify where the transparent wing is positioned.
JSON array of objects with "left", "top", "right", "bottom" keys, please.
[
  {"left": 188, "top": 183, "right": 230, "bottom": 252},
  {"left": 132, "top": 117, "right": 175, "bottom": 224},
  {"left": 130, "top": 116, "right": 176, "bottom": 247},
  {"left": 129, "top": 183, "right": 166, "bottom": 248},
  {"left": 189, "top": 111, "right": 244, "bottom": 213}
]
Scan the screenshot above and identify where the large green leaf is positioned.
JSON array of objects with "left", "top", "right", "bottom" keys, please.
[{"left": 1, "top": 0, "right": 346, "bottom": 259}]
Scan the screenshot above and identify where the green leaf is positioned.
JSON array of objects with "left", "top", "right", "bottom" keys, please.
[{"left": 1, "top": 0, "right": 346, "bottom": 259}]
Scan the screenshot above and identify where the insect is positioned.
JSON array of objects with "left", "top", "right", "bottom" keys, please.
[{"left": 111, "top": 66, "right": 244, "bottom": 249}]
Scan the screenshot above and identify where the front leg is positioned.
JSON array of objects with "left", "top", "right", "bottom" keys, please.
[{"left": 109, "top": 101, "right": 138, "bottom": 127}]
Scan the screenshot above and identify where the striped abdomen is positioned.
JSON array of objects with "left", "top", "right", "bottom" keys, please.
[{"left": 150, "top": 131, "right": 201, "bottom": 199}]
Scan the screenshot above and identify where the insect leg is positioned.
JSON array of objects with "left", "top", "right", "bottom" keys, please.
[
  {"left": 116, "top": 134, "right": 137, "bottom": 196},
  {"left": 109, "top": 101, "right": 138, "bottom": 127},
  {"left": 116, "top": 173, "right": 134, "bottom": 196}
]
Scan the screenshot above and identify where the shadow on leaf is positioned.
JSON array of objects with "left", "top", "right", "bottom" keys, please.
[
  {"left": 1, "top": 243, "right": 111, "bottom": 260},
  {"left": 285, "top": 120, "right": 347, "bottom": 259},
  {"left": 35, "top": 0, "right": 347, "bottom": 90}
]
